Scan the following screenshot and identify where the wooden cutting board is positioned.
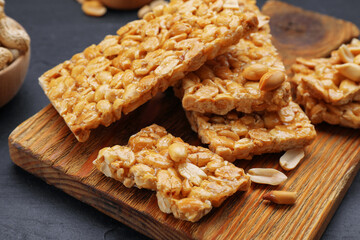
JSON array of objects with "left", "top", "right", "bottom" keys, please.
[{"left": 8, "top": 1, "right": 360, "bottom": 240}]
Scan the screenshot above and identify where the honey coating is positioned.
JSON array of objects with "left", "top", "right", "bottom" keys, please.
[
  {"left": 291, "top": 38, "right": 360, "bottom": 128},
  {"left": 292, "top": 38, "right": 360, "bottom": 105},
  {"left": 294, "top": 83, "right": 360, "bottom": 128},
  {"left": 39, "top": 0, "right": 258, "bottom": 142},
  {"left": 93, "top": 124, "right": 250, "bottom": 222},
  {"left": 186, "top": 102, "right": 316, "bottom": 162},
  {"left": 175, "top": 1, "right": 290, "bottom": 115}
]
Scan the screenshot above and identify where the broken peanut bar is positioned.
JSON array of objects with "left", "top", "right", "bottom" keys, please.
[
  {"left": 93, "top": 124, "right": 250, "bottom": 222},
  {"left": 291, "top": 38, "right": 360, "bottom": 128},
  {"left": 39, "top": 0, "right": 259, "bottom": 142},
  {"left": 186, "top": 101, "right": 316, "bottom": 162},
  {"left": 291, "top": 38, "right": 360, "bottom": 106},
  {"left": 293, "top": 83, "right": 360, "bottom": 128},
  {"left": 174, "top": 2, "right": 290, "bottom": 115}
]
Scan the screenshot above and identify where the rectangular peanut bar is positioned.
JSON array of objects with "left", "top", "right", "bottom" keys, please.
[
  {"left": 174, "top": 2, "right": 290, "bottom": 115},
  {"left": 39, "top": 0, "right": 258, "bottom": 142},
  {"left": 293, "top": 82, "right": 360, "bottom": 128},
  {"left": 186, "top": 102, "right": 316, "bottom": 162},
  {"left": 93, "top": 124, "right": 250, "bottom": 222},
  {"left": 291, "top": 38, "right": 360, "bottom": 106}
]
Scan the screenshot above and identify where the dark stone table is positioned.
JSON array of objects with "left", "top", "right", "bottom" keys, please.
[{"left": 0, "top": 0, "right": 359, "bottom": 239}]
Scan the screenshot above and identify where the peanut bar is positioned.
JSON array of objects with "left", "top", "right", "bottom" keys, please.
[
  {"left": 293, "top": 83, "right": 360, "bottom": 128},
  {"left": 39, "top": 0, "right": 258, "bottom": 142},
  {"left": 174, "top": 1, "right": 290, "bottom": 115},
  {"left": 93, "top": 124, "right": 250, "bottom": 222},
  {"left": 291, "top": 38, "right": 360, "bottom": 105},
  {"left": 186, "top": 102, "right": 316, "bottom": 162}
]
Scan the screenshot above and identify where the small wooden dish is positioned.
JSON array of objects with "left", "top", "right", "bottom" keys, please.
[
  {"left": 0, "top": 48, "right": 30, "bottom": 107},
  {"left": 99, "top": 0, "right": 153, "bottom": 10}
]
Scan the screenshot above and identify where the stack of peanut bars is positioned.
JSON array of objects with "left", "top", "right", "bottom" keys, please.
[
  {"left": 291, "top": 38, "right": 360, "bottom": 128},
  {"left": 39, "top": 0, "right": 316, "bottom": 222}
]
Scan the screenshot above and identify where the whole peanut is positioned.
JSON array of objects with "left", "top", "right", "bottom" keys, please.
[
  {"left": 0, "top": 46, "right": 13, "bottom": 70},
  {"left": 0, "top": 1, "right": 30, "bottom": 53},
  {"left": 9, "top": 48, "right": 19, "bottom": 60},
  {"left": 259, "top": 71, "right": 286, "bottom": 91},
  {"left": 243, "top": 64, "right": 269, "bottom": 81},
  {"left": 82, "top": 1, "right": 107, "bottom": 17}
]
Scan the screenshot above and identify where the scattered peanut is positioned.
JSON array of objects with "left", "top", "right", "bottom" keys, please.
[
  {"left": 259, "top": 71, "right": 286, "bottom": 91},
  {"left": 247, "top": 168, "right": 287, "bottom": 185},
  {"left": 82, "top": 0, "right": 107, "bottom": 17},
  {"left": 243, "top": 64, "right": 269, "bottom": 81},
  {"left": 263, "top": 191, "right": 297, "bottom": 204},
  {"left": 335, "top": 63, "right": 360, "bottom": 82},
  {"left": 338, "top": 44, "right": 354, "bottom": 63},
  {"left": 168, "top": 142, "right": 188, "bottom": 162},
  {"left": 279, "top": 149, "right": 305, "bottom": 171}
]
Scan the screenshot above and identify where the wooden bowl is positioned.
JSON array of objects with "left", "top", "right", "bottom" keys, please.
[
  {"left": 99, "top": 0, "right": 153, "bottom": 10},
  {"left": 0, "top": 48, "right": 30, "bottom": 107}
]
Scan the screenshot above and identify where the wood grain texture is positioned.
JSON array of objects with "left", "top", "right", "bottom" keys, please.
[
  {"left": 8, "top": 91, "right": 360, "bottom": 240},
  {"left": 262, "top": 0, "right": 360, "bottom": 70},
  {"left": 8, "top": 2, "right": 360, "bottom": 240}
]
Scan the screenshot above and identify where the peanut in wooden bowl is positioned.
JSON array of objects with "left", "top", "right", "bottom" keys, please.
[
  {"left": 0, "top": 48, "right": 30, "bottom": 107},
  {"left": 99, "top": 0, "right": 153, "bottom": 10}
]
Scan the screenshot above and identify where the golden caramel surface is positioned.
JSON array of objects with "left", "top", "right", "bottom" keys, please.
[
  {"left": 93, "top": 124, "right": 250, "bottom": 222},
  {"left": 39, "top": 0, "right": 258, "bottom": 141},
  {"left": 292, "top": 38, "right": 360, "bottom": 128},
  {"left": 186, "top": 102, "right": 316, "bottom": 161},
  {"left": 175, "top": 3, "right": 289, "bottom": 115}
]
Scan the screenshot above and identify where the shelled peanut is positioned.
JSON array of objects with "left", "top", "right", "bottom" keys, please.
[
  {"left": 76, "top": 0, "right": 159, "bottom": 17},
  {"left": 0, "top": 0, "right": 30, "bottom": 70},
  {"left": 81, "top": 0, "right": 107, "bottom": 17}
]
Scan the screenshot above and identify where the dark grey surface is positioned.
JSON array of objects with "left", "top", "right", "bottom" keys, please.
[{"left": 0, "top": 0, "right": 359, "bottom": 239}]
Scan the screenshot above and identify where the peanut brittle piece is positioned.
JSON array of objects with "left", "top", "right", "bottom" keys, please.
[
  {"left": 175, "top": 2, "right": 290, "bottom": 115},
  {"left": 294, "top": 82, "right": 360, "bottom": 128},
  {"left": 39, "top": 0, "right": 258, "bottom": 142},
  {"left": 291, "top": 38, "right": 360, "bottom": 106},
  {"left": 93, "top": 124, "right": 250, "bottom": 222},
  {"left": 186, "top": 102, "right": 316, "bottom": 162}
]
